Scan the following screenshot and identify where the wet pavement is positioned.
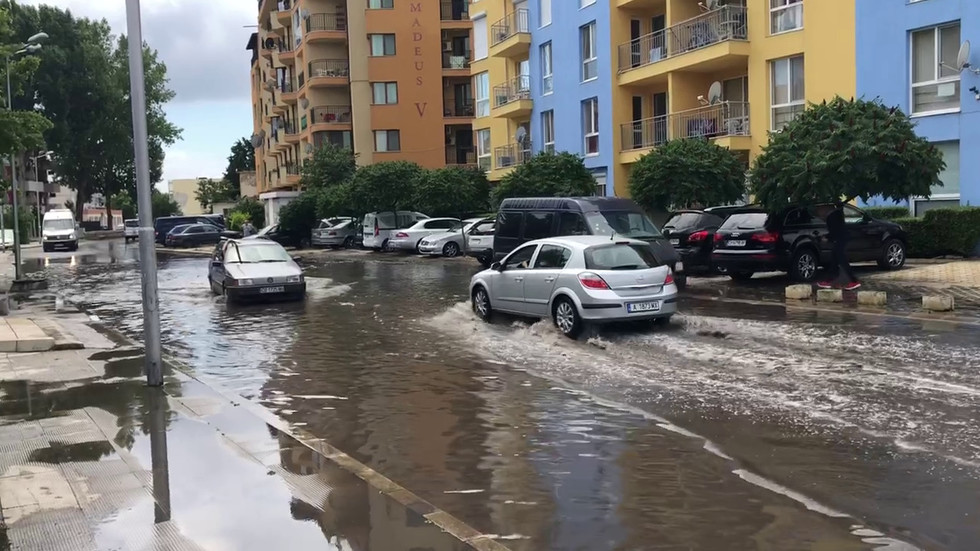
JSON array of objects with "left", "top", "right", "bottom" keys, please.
[{"left": 16, "top": 239, "right": 980, "bottom": 550}]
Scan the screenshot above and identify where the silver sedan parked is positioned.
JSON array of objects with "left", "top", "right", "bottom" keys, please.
[
  {"left": 469, "top": 236, "right": 678, "bottom": 338},
  {"left": 386, "top": 218, "right": 461, "bottom": 253},
  {"left": 208, "top": 239, "right": 306, "bottom": 302},
  {"left": 312, "top": 218, "right": 358, "bottom": 248},
  {"left": 418, "top": 218, "right": 490, "bottom": 258}
]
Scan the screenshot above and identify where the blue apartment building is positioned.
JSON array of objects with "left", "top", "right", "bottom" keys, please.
[{"left": 857, "top": 0, "right": 980, "bottom": 214}]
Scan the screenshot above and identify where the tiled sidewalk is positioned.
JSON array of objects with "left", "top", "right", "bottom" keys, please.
[{"left": 870, "top": 260, "right": 980, "bottom": 287}]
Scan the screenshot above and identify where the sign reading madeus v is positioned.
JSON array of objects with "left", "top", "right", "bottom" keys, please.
[{"left": 411, "top": 2, "right": 426, "bottom": 118}]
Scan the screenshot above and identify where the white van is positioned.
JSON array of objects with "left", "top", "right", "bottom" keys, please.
[
  {"left": 42, "top": 209, "right": 79, "bottom": 252},
  {"left": 362, "top": 211, "right": 428, "bottom": 251},
  {"left": 123, "top": 219, "right": 139, "bottom": 243}
]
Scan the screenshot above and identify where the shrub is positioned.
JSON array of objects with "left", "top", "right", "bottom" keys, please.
[
  {"left": 227, "top": 211, "right": 250, "bottom": 232},
  {"left": 492, "top": 152, "right": 596, "bottom": 206},
  {"left": 277, "top": 191, "right": 321, "bottom": 242},
  {"left": 231, "top": 197, "right": 265, "bottom": 229},
  {"left": 893, "top": 207, "right": 980, "bottom": 258},
  {"left": 864, "top": 206, "right": 910, "bottom": 220},
  {"left": 629, "top": 138, "right": 746, "bottom": 211}
]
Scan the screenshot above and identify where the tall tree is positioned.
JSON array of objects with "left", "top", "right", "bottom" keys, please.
[
  {"left": 222, "top": 137, "right": 256, "bottom": 195},
  {"left": 492, "top": 152, "right": 597, "bottom": 206},
  {"left": 194, "top": 178, "right": 227, "bottom": 214},
  {"left": 299, "top": 143, "right": 356, "bottom": 190},
  {"left": 0, "top": 6, "right": 52, "bottom": 175},
  {"left": 629, "top": 139, "right": 747, "bottom": 211}
]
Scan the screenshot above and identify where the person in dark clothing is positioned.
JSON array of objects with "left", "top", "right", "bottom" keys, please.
[{"left": 818, "top": 201, "right": 861, "bottom": 290}]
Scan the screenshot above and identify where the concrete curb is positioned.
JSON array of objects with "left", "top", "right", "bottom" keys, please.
[{"left": 922, "top": 295, "right": 955, "bottom": 312}]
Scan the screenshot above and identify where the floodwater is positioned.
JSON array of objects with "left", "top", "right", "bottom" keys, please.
[{"left": 23, "top": 241, "right": 980, "bottom": 551}]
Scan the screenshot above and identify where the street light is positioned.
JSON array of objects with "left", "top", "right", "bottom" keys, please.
[{"left": 30, "top": 151, "right": 53, "bottom": 239}]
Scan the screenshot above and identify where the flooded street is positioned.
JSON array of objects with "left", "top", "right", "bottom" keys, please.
[{"left": 25, "top": 240, "right": 980, "bottom": 551}]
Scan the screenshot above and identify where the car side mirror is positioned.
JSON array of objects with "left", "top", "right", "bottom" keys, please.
[{"left": 491, "top": 261, "right": 503, "bottom": 272}]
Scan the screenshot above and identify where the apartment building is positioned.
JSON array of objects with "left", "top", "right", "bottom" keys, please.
[
  {"left": 248, "top": 0, "right": 473, "bottom": 221},
  {"left": 857, "top": 0, "right": 978, "bottom": 215}
]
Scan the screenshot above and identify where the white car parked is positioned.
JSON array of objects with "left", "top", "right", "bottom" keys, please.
[
  {"left": 362, "top": 211, "right": 428, "bottom": 251},
  {"left": 386, "top": 218, "right": 462, "bottom": 253},
  {"left": 418, "top": 218, "right": 490, "bottom": 258}
]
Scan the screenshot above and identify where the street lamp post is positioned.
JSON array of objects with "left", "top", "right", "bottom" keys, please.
[{"left": 30, "top": 151, "right": 52, "bottom": 240}]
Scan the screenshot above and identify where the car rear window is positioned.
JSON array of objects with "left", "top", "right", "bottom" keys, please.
[
  {"left": 125, "top": 220, "right": 138, "bottom": 228},
  {"left": 720, "top": 213, "right": 769, "bottom": 230},
  {"left": 585, "top": 244, "right": 664, "bottom": 271},
  {"left": 663, "top": 213, "right": 703, "bottom": 230}
]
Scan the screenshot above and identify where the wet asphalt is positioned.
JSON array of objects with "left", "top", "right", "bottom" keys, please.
[{"left": 19, "top": 239, "right": 980, "bottom": 551}]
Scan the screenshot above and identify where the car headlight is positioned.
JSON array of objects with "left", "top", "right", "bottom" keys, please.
[
  {"left": 69, "top": 233, "right": 76, "bottom": 239},
  {"left": 237, "top": 278, "right": 254, "bottom": 286},
  {"left": 286, "top": 275, "right": 302, "bottom": 283}
]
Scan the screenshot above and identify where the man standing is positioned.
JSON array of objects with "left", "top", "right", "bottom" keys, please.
[{"left": 818, "top": 201, "right": 860, "bottom": 290}]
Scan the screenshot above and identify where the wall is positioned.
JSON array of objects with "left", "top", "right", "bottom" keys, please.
[
  {"left": 167, "top": 179, "right": 207, "bottom": 215},
  {"left": 470, "top": 0, "right": 512, "bottom": 181},
  {"left": 857, "top": 0, "right": 980, "bottom": 210}
]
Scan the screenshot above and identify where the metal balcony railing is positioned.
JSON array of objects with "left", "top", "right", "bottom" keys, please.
[
  {"left": 284, "top": 162, "right": 301, "bottom": 176},
  {"left": 308, "top": 59, "right": 350, "bottom": 78},
  {"left": 310, "top": 105, "right": 353, "bottom": 124},
  {"left": 617, "top": 5, "right": 748, "bottom": 73},
  {"left": 297, "top": 71, "right": 305, "bottom": 89},
  {"left": 283, "top": 119, "right": 298, "bottom": 135},
  {"left": 440, "top": 0, "right": 469, "bottom": 21},
  {"left": 307, "top": 13, "right": 347, "bottom": 32},
  {"left": 494, "top": 143, "right": 532, "bottom": 169},
  {"left": 442, "top": 51, "right": 471, "bottom": 69},
  {"left": 277, "top": 0, "right": 292, "bottom": 12},
  {"left": 492, "top": 75, "right": 531, "bottom": 108},
  {"left": 279, "top": 80, "right": 294, "bottom": 93},
  {"left": 620, "top": 101, "right": 750, "bottom": 151},
  {"left": 443, "top": 98, "right": 475, "bottom": 117},
  {"left": 445, "top": 145, "right": 476, "bottom": 165},
  {"left": 490, "top": 9, "right": 529, "bottom": 47}
]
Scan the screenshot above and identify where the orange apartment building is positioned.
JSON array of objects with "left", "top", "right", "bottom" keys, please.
[{"left": 248, "top": 0, "right": 474, "bottom": 222}]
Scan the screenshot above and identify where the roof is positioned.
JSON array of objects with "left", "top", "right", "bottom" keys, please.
[
  {"left": 498, "top": 196, "right": 641, "bottom": 213},
  {"left": 527, "top": 235, "right": 648, "bottom": 250}
]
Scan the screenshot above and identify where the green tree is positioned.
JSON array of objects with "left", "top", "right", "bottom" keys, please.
[
  {"left": 750, "top": 97, "right": 946, "bottom": 210},
  {"left": 150, "top": 189, "right": 181, "bottom": 219},
  {"left": 0, "top": 6, "right": 52, "bottom": 163},
  {"left": 231, "top": 196, "right": 265, "bottom": 228},
  {"left": 277, "top": 190, "right": 320, "bottom": 244},
  {"left": 194, "top": 178, "right": 233, "bottom": 214},
  {"left": 629, "top": 139, "right": 747, "bottom": 211},
  {"left": 414, "top": 166, "right": 490, "bottom": 218},
  {"left": 350, "top": 160, "right": 423, "bottom": 213},
  {"left": 492, "top": 152, "right": 597, "bottom": 205},
  {"left": 222, "top": 137, "right": 256, "bottom": 195},
  {"left": 300, "top": 143, "right": 357, "bottom": 190},
  {"left": 110, "top": 190, "right": 136, "bottom": 220}
]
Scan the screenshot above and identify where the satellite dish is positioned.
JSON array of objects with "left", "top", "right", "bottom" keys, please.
[
  {"left": 258, "top": 129, "right": 267, "bottom": 140},
  {"left": 264, "top": 78, "right": 277, "bottom": 91},
  {"left": 250, "top": 133, "right": 263, "bottom": 148},
  {"left": 514, "top": 126, "right": 527, "bottom": 144},
  {"left": 957, "top": 40, "right": 972, "bottom": 70},
  {"left": 300, "top": 8, "right": 310, "bottom": 18},
  {"left": 300, "top": 97, "right": 310, "bottom": 109},
  {"left": 305, "top": 143, "right": 315, "bottom": 155},
  {"left": 707, "top": 81, "right": 722, "bottom": 104}
]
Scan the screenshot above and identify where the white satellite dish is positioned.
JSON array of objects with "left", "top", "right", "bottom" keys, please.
[
  {"left": 300, "top": 97, "right": 310, "bottom": 110},
  {"left": 515, "top": 126, "right": 527, "bottom": 144},
  {"left": 956, "top": 40, "right": 980, "bottom": 74},
  {"left": 250, "top": 133, "right": 263, "bottom": 148},
  {"left": 707, "top": 81, "right": 723, "bottom": 104}
]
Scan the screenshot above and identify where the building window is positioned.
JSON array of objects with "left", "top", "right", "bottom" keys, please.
[
  {"left": 541, "top": 43, "right": 553, "bottom": 95},
  {"left": 542, "top": 110, "right": 555, "bottom": 154},
  {"left": 369, "top": 34, "right": 396, "bottom": 56},
  {"left": 580, "top": 22, "right": 597, "bottom": 81},
  {"left": 912, "top": 141, "right": 959, "bottom": 215},
  {"left": 540, "top": 0, "right": 552, "bottom": 26},
  {"left": 475, "top": 72, "right": 490, "bottom": 117},
  {"left": 770, "top": 0, "right": 803, "bottom": 34},
  {"left": 911, "top": 23, "right": 961, "bottom": 115},
  {"left": 314, "top": 130, "right": 352, "bottom": 149},
  {"left": 473, "top": 16, "right": 488, "bottom": 60},
  {"left": 580, "top": 0, "right": 596, "bottom": 7},
  {"left": 371, "top": 82, "right": 398, "bottom": 104},
  {"left": 374, "top": 130, "right": 401, "bottom": 152},
  {"left": 582, "top": 98, "right": 599, "bottom": 155},
  {"left": 770, "top": 55, "right": 805, "bottom": 130},
  {"left": 476, "top": 129, "right": 492, "bottom": 171},
  {"left": 367, "top": 0, "right": 393, "bottom": 8}
]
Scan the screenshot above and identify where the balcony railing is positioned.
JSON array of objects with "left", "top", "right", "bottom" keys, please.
[
  {"left": 444, "top": 98, "right": 475, "bottom": 117},
  {"left": 490, "top": 9, "right": 529, "bottom": 47},
  {"left": 617, "top": 5, "right": 748, "bottom": 73},
  {"left": 277, "top": 0, "right": 292, "bottom": 12},
  {"left": 308, "top": 59, "right": 350, "bottom": 78},
  {"left": 493, "top": 75, "right": 530, "bottom": 108},
  {"left": 440, "top": 0, "right": 469, "bottom": 21},
  {"left": 446, "top": 145, "right": 476, "bottom": 166},
  {"left": 442, "top": 51, "right": 471, "bottom": 69},
  {"left": 620, "top": 102, "right": 750, "bottom": 151},
  {"left": 283, "top": 119, "right": 298, "bottom": 135},
  {"left": 284, "top": 162, "right": 300, "bottom": 176},
  {"left": 279, "top": 80, "right": 294, "bottom": 93},
  {"left": 297, "top": 71, "right": 305, "bottom": 89},
  {"left": 311, "top": 105, "right": 353, "bottom": 124},
  {"left": 494, "top": 143, "right": 532, "bottom": 169},
  {"left": 307, "top": 13, "right": 347, "bottom": 32}
]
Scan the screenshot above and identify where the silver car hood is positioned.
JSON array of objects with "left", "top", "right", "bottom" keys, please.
[{"left": 225, "top": 261, "right": 301, "bottom": 279}]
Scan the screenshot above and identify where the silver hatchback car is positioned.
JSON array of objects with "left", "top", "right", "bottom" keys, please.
[{"left": 469, "top": 236, "right": 678, "bottom": 338}]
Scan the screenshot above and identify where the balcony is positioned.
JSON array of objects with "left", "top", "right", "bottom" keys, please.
[
  {"left": 617, "top": 6, "right": 749, "bottom": 86},
  {"left": 277, "top": 40, "right": 296, "bottom": 64},
  {"left": 280, "top": 80, "right": 298, "bottom": 103},
  {"left": 446, "top": 145, "right": 475, "bottom": 166},
  {"left": 306, "top": 13, "right": 347, "bottom": 42},
  {"left": 492, "top": 75, "right": 532, "bottom": 118},
  {"left": 619, "top": 101, "right": 750, "bottom": 163},
  {"left": 284, "top": 120, "right": 300, "bottom": 144},
  {"left": 444, "top": 98, "right": 475, "bottom": 119},
  {"left": 489, "top": 9, "right": 530, "bottom": 58},
  {"left": 307, "top": 60, "right": 350, "bottom": 88},
  {"left": 276, "top": 0, "right": 293, "bottom": 24},
  {"left": 494, "top": 142, "right": 532, "bottom": 170},
  {"left": 440, "top": 0, "right": 470, "bottom": 23},
  {"left": 309, "top": 105, "right": 353, "bottom": 130},
  {"left": 442, "top": 51, "right": 471, "bottom": 72},
  {"left": 284, "top": 162, "right": 301, "bottom": 185}
]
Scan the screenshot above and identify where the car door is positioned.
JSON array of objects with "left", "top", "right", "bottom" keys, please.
[
  {"left": 492, "top": 244, "right": 538, "bottom": 313},
  {"left": 202, "top": 225, "right": 221, "bottom": 244},
  {"left": 841, "top": 205, "right": 875, "bottom": 260},
  {"left": 424, "top": 219, "right": 457, "bottom": 239},
  {"left": 524, "top": 244, "right": 572, "bottom": 316}
]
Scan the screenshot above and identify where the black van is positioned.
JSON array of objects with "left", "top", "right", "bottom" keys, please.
[
  {"left": 153, "top": 216, "right": 223, "bottom": 244},
  {"left": 493, "top": 197, "right": 686, "bottom": 288}
]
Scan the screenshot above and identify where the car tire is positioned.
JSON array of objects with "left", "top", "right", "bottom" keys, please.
[
  {"left": 878, "top": 238, "right": 906, "bottom": 270},
  {"left": 380, "top": 239, "right": 390, "bottom": 252},
  {"left": 729, "top": 271, "right": 755, "bottom": 281},
  {"left": 443, "top": 242, "right": 460, "bottom": 258},
  {"left": 789, "top": 247, "right": 818, "bottom": 282},
  {"left": 343, "top": 236, "right": 355, "bottom": 249},
  {"left": 472, "top": 286, "right": 492, "bottom": 322},
  {"left": 552, "top": 296, "right": 583, "bottom": 339},
  {"left": 415, "top": 240, "right": 425, "bottom": 254},
  {"left": 652, "top": 315, "right": 672, "bottom": 327},
  {"left": 42, "top": 244, "right": 50, "bottom": 253}
]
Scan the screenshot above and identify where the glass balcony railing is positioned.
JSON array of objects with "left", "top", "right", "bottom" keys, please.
[
  {"left": 440, "top": 0, "right": 469, "bottom": 21},
  {"left": 308, "top": 59, "right": 350, "bottom": 78},
  {"left": 307, "top": 13, "right": 347, "bottom": 32},
  {"left": 443, "top": 98, "right": 475, "bottom": 118},
  {"left": 445, "top": 145, "right": 476, "bottom": 166}
]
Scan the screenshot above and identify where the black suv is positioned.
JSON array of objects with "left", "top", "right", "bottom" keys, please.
[
  {"left": 711, "top": 204, "right": 908, "bottom": 282},
  {"left": 662, "top": 209, "right": 728, "bottom": 273}
]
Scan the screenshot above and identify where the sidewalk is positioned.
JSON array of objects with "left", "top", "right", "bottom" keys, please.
[
  {"left": 864, "top": 260, "right": 980, "bottom": 310},
  {"left": 0, "top": 306, "right": 503, "bottom": 550}
]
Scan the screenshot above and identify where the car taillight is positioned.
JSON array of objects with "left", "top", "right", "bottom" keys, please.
[
  {"left": 688, "top": 230, "right": 709, "bottom": 243},
  {"left": 752, "top": 231, "right": 780, "bottom": 244},
  {"left": 578, "top": 272, "right": 610, "bottom": 290},
  {"left": 327, "top": 231, "right": 337, "bottom": 236},
  {"left": 374, "top": 221, "right": 379, "bottom": 237},
  {"left": 395, "top": 232, "right": 409, "bottom": 238},
  {"left": 665, "top": 269, "right": 674, "bottom": 285},
  {"left": 714, "top": 233, "right": 724, "bottom": 243}
]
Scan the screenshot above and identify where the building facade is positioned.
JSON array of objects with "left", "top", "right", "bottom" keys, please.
[
  {"left": 857, "top": 0, "right": 979, "bottom": 214},
  {"left": 249, "top": 0, "right": 474, "bottom": 220},
  {"left": 168, "top": 178, "right": 210, "bottom": 216}
]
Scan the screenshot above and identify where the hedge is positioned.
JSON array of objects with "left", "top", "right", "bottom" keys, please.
[
  {"left": 864, "top": 206, "right": 910, "bottom": 220},
  {"left": 893, "top": 207, "right": 980, "bottom": 258}
]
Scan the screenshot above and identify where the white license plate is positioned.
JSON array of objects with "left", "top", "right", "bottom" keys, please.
[
  {"left": 627, "top": 301, "right": 661, "bottom": 313},
  {"left": 669, "top": 239, "right": 680, "bottom": 246},
  {"left": 726, "top": 240, "right": 746, "bottom": 247},
  {"left": 260, "top": 286, "right": 285, "bottom": 294}
]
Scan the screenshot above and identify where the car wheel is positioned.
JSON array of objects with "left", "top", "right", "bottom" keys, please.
[
  {"left": 472, "top": 286, "right": 492, "bottom": 322},
  {"left": 343, "top": 236, "right": 355, "bottom": 249},
  {"left": 443, "top": 242, "right": 460, "bottom": 258},
  {"left": 790, "top": 248, "right": 818, "bottom": 282},
  {"left": 729, "top": 271, "right": 755, "bottom": 281},
  {"left": 380, "top": 239, "right": 390, "bottom": 252},
  {"left": 415, "top": 240, "right": 425, "bottom": 254},
  {"left": 299, "top": 237, "right": 311, "bottom": 249},
  {"left": 878, "top": 238, "right": 906, "bottom": 270},
  {"left": 652, "top": 315, "right": 672, "bottom": 327},
  {"left": 552, "top": 296, "right": 583, "bottom": 339}
]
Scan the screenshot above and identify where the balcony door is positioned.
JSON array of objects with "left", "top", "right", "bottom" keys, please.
[{"left": 653, "top": 92, "right": 667, "bottom": 145}]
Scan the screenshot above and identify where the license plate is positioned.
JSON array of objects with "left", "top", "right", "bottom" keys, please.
[
  {"left": 727, "top": 240, "right": 746, "bottom": 247},
  {"left": 669, "top": 239, "right": 680, "bottom": 246},
  {"left": 627, "top": 301, "right": 661, "bottom": 313},
  {"left": 260, "top": 286, "right": 285, "bottom": 294}
]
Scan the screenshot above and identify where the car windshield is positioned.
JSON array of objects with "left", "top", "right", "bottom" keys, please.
[
  {"left": 720, "top": 213, "right": 769, "bottom": 230},
  {"left": 256, "top": 225, "right": 277, "bottom": 236},
  {"left": 585, "top": 211, "right": 663, "bottom": 239},
  {"left": 585, "top": 243, "right": 664, "bottom": 270},
  {"left": 43, "top": 219, "right": 74, "bottom": 231},
  {"left": 225, "top": 243, "right": 292, "bottom": 263},
  {"left": 663, "top": 213, "right": 703, "bottom": 230}
]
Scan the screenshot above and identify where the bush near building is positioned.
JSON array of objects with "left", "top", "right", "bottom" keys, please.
[
  {"left": 894, "top": 208, "right": 980, "bottom": 258},
  {"left": 629, "top": 139, "right": 746, "bottom": 211},
  {"left": 863, "top": 206, "right": 910, "bottom": 221},
  {"left": 491, "top": 152, "right": 597, "bottom": 206}
]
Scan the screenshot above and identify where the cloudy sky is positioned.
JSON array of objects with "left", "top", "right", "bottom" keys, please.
[{"left": 22, "top": 0, "right": 257, "bottom": 187}]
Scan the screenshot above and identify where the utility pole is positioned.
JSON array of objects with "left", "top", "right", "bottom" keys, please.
[
  {"left": 125, "top": 0, "right": 163, "bottom": 386},
  {"left": 6, "top": 56, "right": 22, "bottom": 279}
]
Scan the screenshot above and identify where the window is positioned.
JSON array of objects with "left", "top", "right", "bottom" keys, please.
[
  {"left": 473, "top": 16, "right": 488, "bottom": 60},
  {"left": 580, "top": 23, "right": 597, "bottom": 81},
  {"left": 475, "top": 72, "right": 490, "bottom": 117},
  {"left": 314, "top": 130, "right": 352, "bottom": 149},
  {"left": 770, "top": 0, "right": 802, "bottom": 34},
  {"left": 558, "top": 212, "right": 588, "bottom": 235},
  {"left": 582, "top": 98, "right": 599, "bottom": 155},
  {"left": 426, "top": 219, "right": 460, "bottom": 230},
  {"left": 523, "top": 212, "right": 555, "bottom": 240},
  {"left": 496, "top": 212, "right": 523, "bottom": 238},
  {"left": 541, "top": 110, "right": 555, "bottom": 154},
  {"left": 534, "top": 245, "right": 571, "bottom": 269},
  {"left": 367, "top": 0, "right": 393, "bottom": 8},
  {"left": 913, "top": 141, "right": 959, "bottom": 215},
  {"left": 585, "top": 244, "right": 664, "bottom": 271},
  {"left": 369, "top": 34, "right": 396, "bottom": 56},
  {"left": 540, "top": 0, "right": 552, "bottom": 26},
  {"left": 476, "top": 128, "right": 492, "bottom": 170},
  {"left": 580, "top": 0, "right": 596, "bottom": 7},
  {"left": 503, "top": 244, "right": 537, "bottom": 269},
  {"left": 373, "top": 130, "right": 401, "bottom": 152},
  {"left": 540, "top": 43, "right": 553, "bottom": 94},
  {"left": 371, "top": 82, "right": 398, "bottom": 104},
  {"left": 911, "top": 23, "right": 960, "bottom": 115},
  {"left": 770, "top": 55, "right": 805, "bottom": 130}
]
